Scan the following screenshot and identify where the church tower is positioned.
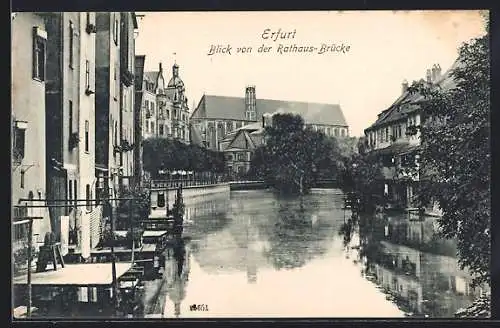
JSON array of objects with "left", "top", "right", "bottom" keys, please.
[{"left": 245, "top": 86, "right": 257, "bottom": 121}]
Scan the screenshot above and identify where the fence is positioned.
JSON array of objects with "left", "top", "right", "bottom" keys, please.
[{"left": 148, "top": 175, "right": 229, "bottom": 190}]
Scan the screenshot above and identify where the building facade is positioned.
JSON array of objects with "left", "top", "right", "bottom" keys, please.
[
  {"left": 95, "top": 12, "right": 123, "bottom": 199},
  {"left": 364, "top": 63, "right": 456, "bottom": 214},
  {"left": 78, "top": 12, "right": 97, "bottom": 216},
  {"left": 218, "top": 122, "right": 264, "bottom": 177},
  {"left": 11, "top": 13, "right": 52, "bottom": 247},
  {"left": 190, "top": 86, "right": 349, "bottom": 151},
  {"left": 118, "top": 13, "right": 138, "bottom": 182},
  {"left": 135, "top": 61, "right": 191, "bottom": 142}
]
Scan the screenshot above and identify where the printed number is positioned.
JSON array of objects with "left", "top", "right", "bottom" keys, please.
[{"left": 190, "top": 304, "right": 209, "bottom": 311}]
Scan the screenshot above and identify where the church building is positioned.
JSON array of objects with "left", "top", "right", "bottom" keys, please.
[{"left": 189, "top": 86, "right": 349, "bottom": 151}]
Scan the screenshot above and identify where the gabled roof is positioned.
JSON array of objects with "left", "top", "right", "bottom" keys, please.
[
  {"left": 191, "top": 95, "right": 348, "bottom": 126},
  {"left": 143, "top": 71, "right": 159, "bottom": 84},
  {"left": 222, "top": 129, "right": 258, "bottom": 152},
  {"left": 366, "top": 60, "right": 460, "bottom": 132}
]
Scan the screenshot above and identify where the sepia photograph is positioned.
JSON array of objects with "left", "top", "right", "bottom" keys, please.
[{"left": 11, "top": 10, "right": 490, "bottom": 319}]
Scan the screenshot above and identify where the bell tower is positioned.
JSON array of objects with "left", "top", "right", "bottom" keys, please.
[{"left": 245, "top": 85, "right": 257, "bottom": 121}]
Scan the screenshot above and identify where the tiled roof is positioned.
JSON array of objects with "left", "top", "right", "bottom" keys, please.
[
  {"left": 191, "top": 95, "right": 348, "bottom": 126},
  {"left": 366, "top": 60, "right": 459, "bottom": 131}
]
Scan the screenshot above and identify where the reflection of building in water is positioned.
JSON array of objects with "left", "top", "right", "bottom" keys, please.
[
  {"left": 164, "top": 240, "right": 191, "bottom": 318},
  {"left": 365, "top": 236, "right": 480, "bottom": 316},
  {"left": 186, "top": 197, "right": 229, "bottom": 218},
  {"left": 383, "top": 215, "right": 456, "bottom": 257},
  {"left": 245, "top": 214, "right": 260, "bottom": 284},
  {"left": 371, "top": 263, "right": 423, "bottom": 314}
]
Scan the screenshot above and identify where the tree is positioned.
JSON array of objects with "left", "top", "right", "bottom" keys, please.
[
  {"left": 248, "top": 113, "right": 343, "bottom": 194},
  {"left": 142, "top": 138, "right": 226, "bottom": 178},
  {"left": 408, "top": 32, "right": 490, "bottom": 287}
]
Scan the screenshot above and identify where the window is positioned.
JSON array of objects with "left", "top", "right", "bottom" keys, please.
[
  {"left": 113, "top": 18, "right": 119, "bottom": 45},
  {"left": 227, "top": 122, "right": 233, "bottom": 132},
  {"left": 166, "top": 109, "right": 170, "bottom": 119},
  {"left": 86, "top": 184, "right": 91, "bottom": 211},
  {"left": 173, "top": 109, "right": 177, "bottom": 119},
  {"left": 85, "top": 120, "right": 89, "bottom": 152},
  {"left": 86, "top": 12, "right": 90, "bottom": 27},
  {"left": 32, "top": 28, "right": 46, "bottom": 81},
  {"left": 69, "top": 22, "right": 74, "bottom": 68},
  {"left": 13, "top": 126, "right": 26, "bottom": 161},
  {"left": 74, "top": 180, "right": 78, "bottom": 206},
  {"left": 20, "top": 170, "right": 25, "bottom": 188},
  {"left": 334, "top": 128, "right": 339, "bottom": 137},
  {"left": 385, "top": 127, "right": 389, "bottom": 142},
  {"left": 69, "top": 100, "right": 73, "bottom": 135},
  {"left": 114, "top": 122, "right": 118, "bottom": 146},
  {"left": 151, "top": 103, "right": 155, "bottom": 115},
  {"left": 151, "top": 122, "right": 155, "bottom": 134},
  {"left": 341, "top": 129, "right": 346, "bottom": 137},
  {"left": 159, "top": 124, "right": 164, "bottom": 135},
  {"left": 85, "top": 60, "right": 90, "bottom": 91},
  {"left": 113, "top": 65, "right": 117, "bottom": 100},
  {"left": 68, "top": 180, "right": 73, "bottom": 206}
]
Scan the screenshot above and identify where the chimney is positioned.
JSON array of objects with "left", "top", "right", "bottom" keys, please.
[
  {"left": 402, "top": 79, "right": 409, "bottom": 94},
  {"left": 426, "top": 69, "right": 432, "bottom": 84}
]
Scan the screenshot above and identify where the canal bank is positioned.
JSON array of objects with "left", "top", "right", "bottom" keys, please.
[{"left": 150, "top": 183, "right": 230, "bottom": 208}]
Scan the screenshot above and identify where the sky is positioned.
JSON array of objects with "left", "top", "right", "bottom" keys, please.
[{"left": 134, "top": 10, "right": 487, "bottom": 137}]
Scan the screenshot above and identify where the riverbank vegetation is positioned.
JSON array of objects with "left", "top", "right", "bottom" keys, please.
[
  {"left": 142, "top": 138, "right": 225, "bottom": 179},
  {"left": 247, "top": 113, "right": 345, "bottom": 194},
  {"left": 408, "top": 31, "right": 490, "bottom": 289}
]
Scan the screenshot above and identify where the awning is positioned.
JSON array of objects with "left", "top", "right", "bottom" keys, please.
[{"left": 12, "top": 263, "right": 132, "bottom": 286}]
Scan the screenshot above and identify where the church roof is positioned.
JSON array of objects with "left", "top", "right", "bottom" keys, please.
[{"left": 191, "top": 95, "right": 348, "bottom": 127}]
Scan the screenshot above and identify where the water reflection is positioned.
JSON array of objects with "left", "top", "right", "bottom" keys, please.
[
  {"left": 143, "top": 189, "right": 483, "bottom": 318},
  {"left": 168, "top": 189, "right": 405, "bottom": 317},
  {"left": 340, "top": 211, "right": 485, "bottom": 317}
]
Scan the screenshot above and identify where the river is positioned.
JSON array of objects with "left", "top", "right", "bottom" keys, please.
[{"left": 145, "top": 188, "right": 482, "bottom": 318}]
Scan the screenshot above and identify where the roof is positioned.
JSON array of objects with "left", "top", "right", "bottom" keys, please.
[
  {"left": 366, "top": 60, "right": 459, "bottom": 132},
  {"left": 144, "top": 71, "right": 159, "bottom": 84},
  {"left": 13, "top": 263, "right": 131, "bottom": 286},
  {"left": 191, "top": 95, "right": 348, "bottom": 126},
  {"left": 370, "top": 142, "right": 419, "bottom": 156}
]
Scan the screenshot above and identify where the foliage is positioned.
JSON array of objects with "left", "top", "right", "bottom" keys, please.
[
  {"left": 116, "top": 187, "right": 151, "bottom": 225},
  {"left": 142, "top": 138, "right": 225, "bottom": 177},
  {"left": 407, "top": 33, "right": 490, "bottom": 287},
  {"left": 247, "top": 113, "right": 344, "bottom": 194},
  {"left": 340, "top": 149, "right": 386, "bottom": 212}
]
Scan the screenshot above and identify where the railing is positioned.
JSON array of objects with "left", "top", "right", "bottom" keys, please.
[{"left": 148, "top": 176, "right": 229, "bottom": 189}]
